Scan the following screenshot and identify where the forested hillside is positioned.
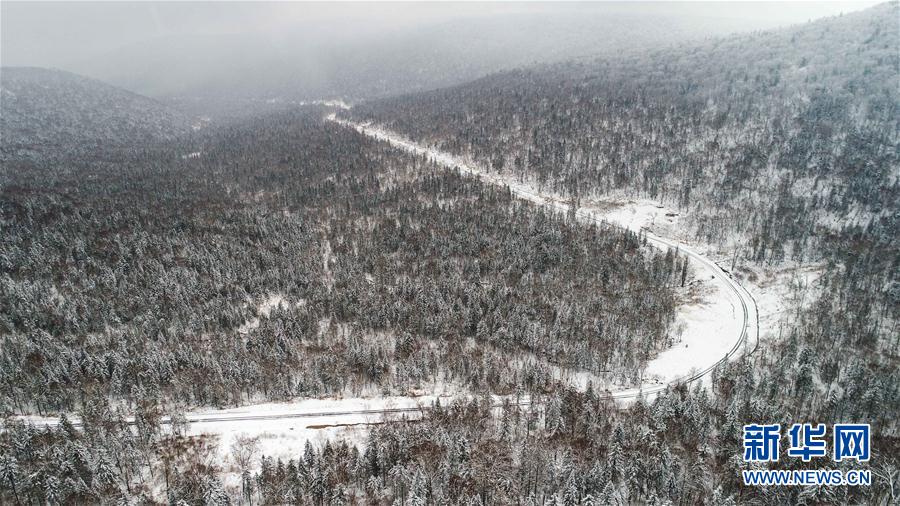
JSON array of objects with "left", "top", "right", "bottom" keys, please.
[
  {"left": 0, "top": 108, "right": 683, "bottom": 415},
  {"left": 0, "top": 4, "right": 898, "bottom": 504},
  {"left": 0, "top": 67, "right": 191, "bottom": 161},
  {"left": 353, "top": 3, "right": 898, "bottom": 266},
  {"left": 70, "top": 4, "right": 800, "bottom": 105},
  {"left": 296, "top": 4, "right": 900, "bottom": 503},
  {"left": 350, "top": 4, "right": 900, "bottom": 439}
]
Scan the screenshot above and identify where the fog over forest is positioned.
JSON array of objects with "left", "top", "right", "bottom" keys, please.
[
  {"left": 1, "top": 1, "right": 879, "bottom": 103},
  {"left": 0, "top": 1, "right": 897, "bottom": 504}
]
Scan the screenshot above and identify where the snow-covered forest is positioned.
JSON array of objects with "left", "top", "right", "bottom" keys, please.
[
  {"left": 2, "top": 109, "right": 687, "bottom": 415},
  {"left": 0, "top": 2, "right": 898, "bottom": 504},
  {"left": 0, "top": 67, "right": 191, "bottom": 160},
  {"left": 1, "top": 108, "right": 695, "bottom": 501},
  {"left": 352, "top": 3, "right": 898, "bottom": 266}
]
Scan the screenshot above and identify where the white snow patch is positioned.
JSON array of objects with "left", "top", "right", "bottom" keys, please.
[
  {"left": 296, "top": 99, "right": 352, "bottom": 110},
  {"left": 317, "top": 99, "right": 352, "bottom": 110},
  {"left": 237, "top": 294, "right": 288, "bottom": 334}
]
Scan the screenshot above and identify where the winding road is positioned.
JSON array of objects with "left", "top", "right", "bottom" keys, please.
[
  {"left": 329, "top": 114, "right": 759, "bottom": 401},
  {"left": 19, "top": 114, "right": 758, "bottom": 431}
]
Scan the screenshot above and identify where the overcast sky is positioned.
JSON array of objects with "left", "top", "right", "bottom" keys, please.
[{"left": 2, "top": 1, "right": 881, "bottom": 69}]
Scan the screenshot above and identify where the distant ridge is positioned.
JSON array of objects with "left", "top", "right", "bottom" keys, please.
[{"left": 1, "top": 67, "right": 191, "bottom": 160}]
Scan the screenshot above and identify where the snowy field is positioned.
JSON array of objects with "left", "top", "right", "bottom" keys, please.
[{"left": 186, "top": 396, "right": 438, "bottom": 463}]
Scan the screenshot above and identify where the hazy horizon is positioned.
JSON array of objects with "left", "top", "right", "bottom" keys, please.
[
  {"left": 1, "top": 2, "right": 897, "bottom": 504},
  {"left": 1, "top": 1, "right": 882, "bottom": 100}
]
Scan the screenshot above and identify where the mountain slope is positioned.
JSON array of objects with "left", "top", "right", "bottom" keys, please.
[
  {"left": 353, "top": 2, "right": 899, "bottom": 264},
  {"left": 73, "top": 4, "right": 828, "bottom": 105},
  {"left": 1, "top": 67, "right": 191, "bottom": 160}
]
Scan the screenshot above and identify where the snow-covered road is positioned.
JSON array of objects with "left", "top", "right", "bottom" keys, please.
[
  {"left": 16, "top": 114, "right": 759, "bottom": 468},
  {"left": 329, "top": 114, "right": 759, "bottom": 399}
]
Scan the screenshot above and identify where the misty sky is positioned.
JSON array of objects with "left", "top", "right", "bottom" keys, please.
[
  {"left": 2, "top": 1, "right": 880, "bottom": 70},
  {"left": 1, "top": 1, "right": 885, "bottom": 103}
]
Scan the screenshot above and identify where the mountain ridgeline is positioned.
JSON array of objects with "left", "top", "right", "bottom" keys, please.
[
  {"left": 353, "top": 2, "right": 899, "bottom": 266},
  {"left": 78, "top": 4, "right": 808, "bottom": 104},
  {"left": 0, "top": 3, "right": 898, "bottom": 504},
  {"left": 0, "top": 67, "right": 191, "bottom": 161}
]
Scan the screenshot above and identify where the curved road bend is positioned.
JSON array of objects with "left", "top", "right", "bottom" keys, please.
[
  {"left": 17, "top": 117, "right": 759, "bottom": 429},
  {"left": 330, "top": 116, "right": 759, "bottom": 402}
]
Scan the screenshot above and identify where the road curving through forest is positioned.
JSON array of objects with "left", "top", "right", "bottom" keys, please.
[
  {"left": 328, "top": 113, "right": 759, "bottom": 401},
  {"left": 16, "top": 114, "right": 760, "bottom": 431}
]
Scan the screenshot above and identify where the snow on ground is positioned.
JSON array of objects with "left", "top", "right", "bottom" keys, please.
[
  {"left": 317, "top": 99, "right": 352, "bottom": 110},
  {"left": 191, "top": 116, "right": 211, "bottom": 131},
  {"left": 7, "top": 113, "right": 828, "bottom": 501},
  {"left": 294, "top": 98, "right": 353, "bottom": 110},
  {"left": 188, "top": 396, "right": 436, "bottom": 463},
  {"left": 198, "top": 392, "right": 522, "bottom": 495},
  {"left": 15, "top": 391, "right": 512, "bottom": 498},
  {"left": 735, "top": 261, "right": 825, "bottom": 342},
  {"left": 575, "top": 202, "right": 750, "bottom": 388},
  {"left": 13, "top": 115, "right": 773, "bottom": 485},
  {"left": 237, "top": 294, "right": 288, "bottom": 334},
  {"left": 14, "top": 393, "right": 460, "bottom": 501},
  {"left": 330, "top": 115, "right": 758, "bottom": 396}
]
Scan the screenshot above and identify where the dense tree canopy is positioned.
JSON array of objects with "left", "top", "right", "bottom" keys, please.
[{"left": 1, "top": 3, "right": 898, "bottom": 504}]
